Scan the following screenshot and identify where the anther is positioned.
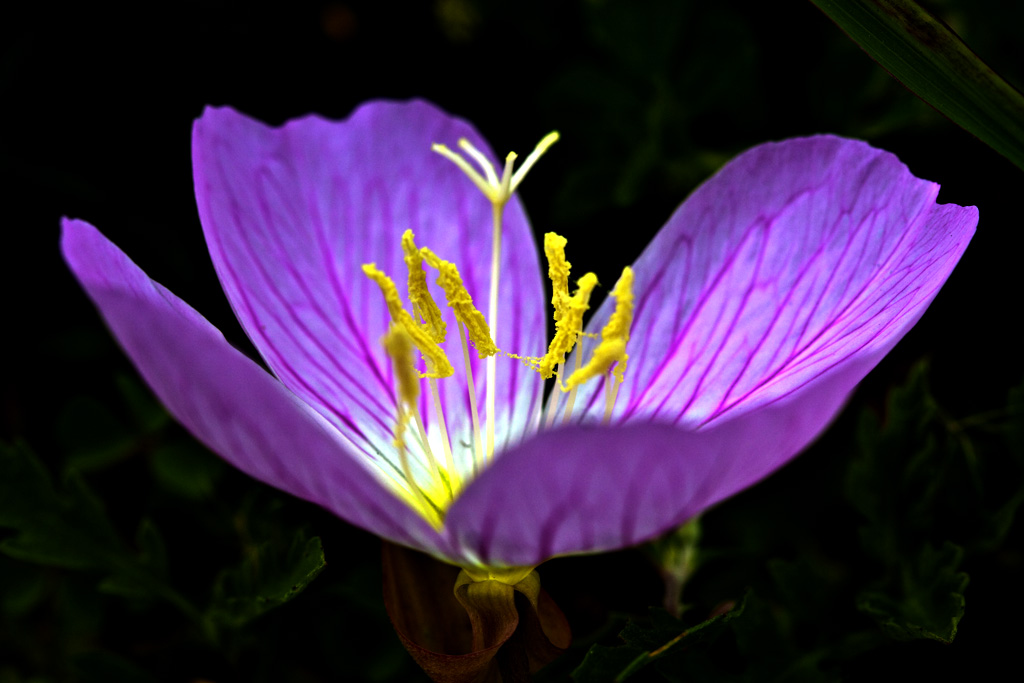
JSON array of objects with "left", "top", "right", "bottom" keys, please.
[
  {"left": 421, "top": 247, "right": 498, "bottom": 357},
  {"left": 362, "top": 263, "right": 454, "bottom": 379},
  {"left": 537, "top": 272, "right": 598, "bottom": 381},
  {"left": 544, "top": 232, "right": 572, "bottom": 323},
  {"left": 565, "top": 267, "right": 634, "bottom": 390},
  {"left": 402, "top": 230, "right": 446, "bottom": 343},
  {"left": 383, "top": 325, "right": 444, "bottom": 528}
]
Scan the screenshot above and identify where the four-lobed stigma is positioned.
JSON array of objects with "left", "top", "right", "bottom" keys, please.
[{"left": 362, "top": 132, "right": 633, "bottom": 529}]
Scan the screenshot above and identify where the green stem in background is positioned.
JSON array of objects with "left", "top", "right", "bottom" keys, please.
[
  {"left": 811, "top": 0, "right": 1024, "bottom": 172},
  {"left": 644, "top": 516, "right": 702, "bottom": 618}
]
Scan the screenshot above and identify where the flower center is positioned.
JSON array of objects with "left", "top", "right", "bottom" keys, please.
[{"left": 362, "top": 133, "right": 633, "bottom": 529}]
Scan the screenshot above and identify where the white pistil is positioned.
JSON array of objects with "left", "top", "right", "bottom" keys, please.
[
  {"left": 510, "top": 132, "right": 560, "bottom": 192},
  {"left": 431, "top": 143, "right": 493, "bottom": 198},
  {"left": 457, "top": 320, "right": 485, "bottom": 473},
  {"left": 432, "top": 131, "right": 560, "bottom": 460},
  {"left": 485, "top": 152, "right": 519, "bottom": 460},
  {"left": 458, "top": 138, "right": 501, "bottom": 188},
  {"left": 486, "top": 200, "right": 501, "bottom": 461},
  {"left": 498, "top": 152, "right": 517, "bottom": 201}
]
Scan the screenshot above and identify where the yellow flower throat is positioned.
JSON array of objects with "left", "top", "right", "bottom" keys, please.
[{"left": 362, "top": 132, "right": 633, "bottom": 529}]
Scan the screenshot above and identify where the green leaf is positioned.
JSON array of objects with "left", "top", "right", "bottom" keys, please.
[
  {"left": 572, "top": 591, "right": 748, "bottom": 682},
  {"left": 149, "top": 440, "right": 225, "bottom": 499},
  {"left": 114, "top": 373, "right": 170, "bottom": 434},
  {"left": 980, "top": 378, "right": 1024, "bottom": 550},
  {"left": 0, "top": 556, "right": 49, "bottom": 618},
  {"left": 1006, "top": 377, "right": 1024, "bottom": 456},
  {"left": 845, "top": 363, "right": 976, "bottom": 644},
  {"left": 850, "top": 361, "right": 1024, "bottom": 559},
  {"left": 98, "top": 519, "right": 168, "bottom": 600},
  {"left": 811, "top": 0, "right": 1024, "bottom": 171},
  {"left": 206, "top": 534, "right": 326, "bottom": 629},
  {"left": 55, "top": 377, "right": 170, "bottom": 474},
  {"left": 0, "top": 441, "right": 121, "bottom": 570},
  {"left": 56, "top": 396, "right": 134, "bottom": 472},
  {"left": 69, "top": 651, "right": 159, "bottom": 683},
  {"left": 846, "top": 360, "right": 959, "bottom": 560},
  {"left": 768, "top": 556, "right": 834, "bottom": 625},
  {"left": 0, "top": 442, "right": 202, "bottom": 622},
  {"left": 857, "top": 541, "right": 968, "bottom": 643}
]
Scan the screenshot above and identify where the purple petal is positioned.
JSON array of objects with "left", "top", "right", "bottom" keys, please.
[
  {"left": 446, "top": 352, "right": 874, "bottom": 567},
  {"left": 61, "top": 218, "right": 450, "bottom": 558},
  {"left": 559, "top": 135, "right": 976, "bottom": 428},
  {"left": 192, "top": 101, "right": 546, "bottom": 476}
]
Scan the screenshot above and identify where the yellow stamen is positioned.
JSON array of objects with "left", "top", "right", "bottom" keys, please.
[
  {"left": 544, "top": 232, "right": 572, "bottom": 323},
  {"left": 385, "top": 324, "right": 421, "bottom": 410},
  {"left": 419, "top": 244, "right": 492, "bottom": 469},
  {"left": 537, "top": 272, "right": 599, "bottom": 380},
  {"left": 565, "top": 267, "right": 634, "bottom": 389},
  {"left": 541, "top": 233, "right": 569, "bottom": 429},
  {"left": 362, "top": 263, "right": 454, "bottom": 379},
  {"left": 421, "top": 247, "right": 498, "bottom": 357},
  {"left": 383, "top": 323, "right": 445, "bottom": 489},
  {"left": 402, "top": 230, "right": 446, "bottom": 343},
  {"left": 383, "top": 325, "right": 443, "bottom": 528},
  {"left": 565, "top": 339, "right": 628, "bottom": 390}
]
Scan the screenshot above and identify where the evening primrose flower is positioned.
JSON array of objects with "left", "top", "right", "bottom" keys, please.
[{"left": 61, "top": 99, "right": 976, "bottom": 572}]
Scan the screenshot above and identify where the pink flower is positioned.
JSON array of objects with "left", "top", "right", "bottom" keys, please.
[{"left": 62, "top": 99, "right": 976, "bottom": 569}]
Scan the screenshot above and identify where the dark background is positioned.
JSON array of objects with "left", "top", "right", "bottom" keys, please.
[{"left": 3, "top": 0, "right": 1022, "bottom": 680}]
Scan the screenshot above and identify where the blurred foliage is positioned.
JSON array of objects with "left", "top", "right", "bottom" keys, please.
[
  {"left": 812, "top": 0, "right": 1024, "bottom": 172},
  {"left": 3, "top": 359, "right": 1021, "bottom": 680},
  {"left": 5, "top": 0, "right": 1024, "bottom": 680},
  {"left": 561, "top": 361, "right": 1023, "bottom": 680}
]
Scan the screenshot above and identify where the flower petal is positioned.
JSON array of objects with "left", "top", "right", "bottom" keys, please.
[
  {"left": 192, "top": 101, "right": 546, "bottom": 477},
  {"left": 446, "top": 353, "right": 873, "bottom": 567},
  {"left": 560, "top": 135, "right": 976, "bottom": 427},
  {"left": 61, "top": 218, "right": 449, "bottom": 558}
]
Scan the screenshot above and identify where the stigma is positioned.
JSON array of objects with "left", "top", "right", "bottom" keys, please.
[
  {"left": 431, "top": 131, "right": 560, "bottom": 207},
  {"left": 362, "top": 131, "right": 633, "bottom": 531}
]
